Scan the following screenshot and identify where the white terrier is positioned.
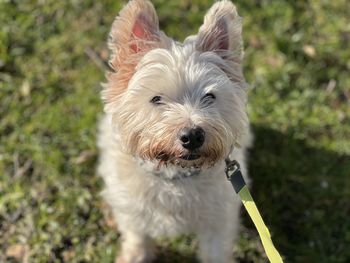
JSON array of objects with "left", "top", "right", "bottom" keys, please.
[{"left": 98, "top": 0, "right": 251, "bottom": 262}]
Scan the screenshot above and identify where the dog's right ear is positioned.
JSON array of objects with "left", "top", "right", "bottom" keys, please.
[
  {"left": 103, "top": 0, "right": 166, "bottom": 108},
  {"left": 108, "top": 0, "right": 161, "bottom": 70}
]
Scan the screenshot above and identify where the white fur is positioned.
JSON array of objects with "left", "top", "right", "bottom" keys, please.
[{"left": 98, "top": 1, "right": 251, "bottom": 262}]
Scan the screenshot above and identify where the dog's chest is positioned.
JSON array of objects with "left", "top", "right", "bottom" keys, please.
[
  {"left": 138, "top": 164, "right": 206, "bottom": 229},
  {"left": 129, "top": 172, "right": 229, "bottom": 237},
  {"left": 141, "top": 178, "right": 203, "bottom": 220}
]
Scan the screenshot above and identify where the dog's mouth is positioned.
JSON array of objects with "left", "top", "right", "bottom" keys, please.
[
  {"left": 154, "top": 151, "right": 216, "bottom": 168},
  {"left": 156, "top": 151, "right": 201, "bottom": 162},
  {"left": 180, "top": 153, "right": 201, "bottom": 161}
]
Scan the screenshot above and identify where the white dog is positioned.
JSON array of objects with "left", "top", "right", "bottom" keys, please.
[{"left": 98, "top": 1, "right": 251, "bottom": 262}]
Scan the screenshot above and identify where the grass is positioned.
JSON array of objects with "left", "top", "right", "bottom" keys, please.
[{"left": 1, "top": 0, "right": 349, "bottom": 262}]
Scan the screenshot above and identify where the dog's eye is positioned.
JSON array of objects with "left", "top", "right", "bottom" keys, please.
[
  {"left": 201, "top": 93, "right": 216, "bottom": 105},
  {"left": 150, "top": 96, "right": 163, "bottom": 105}
]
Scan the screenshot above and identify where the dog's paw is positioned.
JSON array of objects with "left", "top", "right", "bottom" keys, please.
[{"left": 115, "top": 247, "right": 155, "bottom": 263}]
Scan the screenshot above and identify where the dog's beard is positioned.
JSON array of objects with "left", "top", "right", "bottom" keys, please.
[
  {"left": 145, "top": 144, "right": 226, "bottom": 169},
  {"left": 155, "top": 151, "right": 208, "bottom": 169}
]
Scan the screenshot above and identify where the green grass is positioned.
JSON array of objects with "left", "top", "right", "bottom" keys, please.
[{"left": 1, "top": 0, "right": 349, "bottom": 262}]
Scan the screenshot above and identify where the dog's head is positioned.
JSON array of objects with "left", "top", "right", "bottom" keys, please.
[{"left": 102, "top": 0, "right": 248, "bottom": 168}]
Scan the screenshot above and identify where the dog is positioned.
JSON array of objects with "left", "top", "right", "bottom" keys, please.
[{"left": 98, "top": 0, "right": 251, "bottom": 262}]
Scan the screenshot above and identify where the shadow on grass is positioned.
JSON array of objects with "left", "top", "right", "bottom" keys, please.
[
  {"left": 154, "top": 246, "right": 198, "bottom": 263},
  {"left": 246, "top": 125, "right": 350, "bottom": 263}
]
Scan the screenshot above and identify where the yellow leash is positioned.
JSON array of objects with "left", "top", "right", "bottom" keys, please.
[{"left": 225, "top": 159, "right": 284, "bottom": 263}]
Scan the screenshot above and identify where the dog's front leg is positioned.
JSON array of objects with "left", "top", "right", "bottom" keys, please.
[
  {"left": 196, "top": 201, "right": 240, "bottom": 263},
  {"left": 197, "top": 228, "right": 236, "bottom": 263},
  {"left": 116, "top": 231, "right": 155, "bottom": 263}
]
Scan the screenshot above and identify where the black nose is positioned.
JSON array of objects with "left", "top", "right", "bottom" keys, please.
[{"left": 179, "top": 127, "right": 205, "bottom": 150}]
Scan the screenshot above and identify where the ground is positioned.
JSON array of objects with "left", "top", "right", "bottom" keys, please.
[{"left": 1, "top": 0, "right": 350, "bottom": 262}]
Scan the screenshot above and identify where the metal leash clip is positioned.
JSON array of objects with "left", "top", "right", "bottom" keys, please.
[
  {"left": 225, "top": 158, "right": 246, "bottom": 194},
  {"left": 225, "top": 158, "right": 240, "bottom": 178}
]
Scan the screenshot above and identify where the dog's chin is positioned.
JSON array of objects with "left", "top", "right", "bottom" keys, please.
[
  {"left": 179, "top": 153, "right": 201, "bottom": 161},
  {"left": 169, "top": 154, "right": 218, "bottom": 169}
]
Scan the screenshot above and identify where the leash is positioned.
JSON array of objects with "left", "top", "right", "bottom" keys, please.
[{"left": 225, "top": 158, "right": 284, "bottom": 263}]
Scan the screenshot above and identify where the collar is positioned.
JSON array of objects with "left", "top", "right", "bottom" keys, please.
[{"left": 153, "top": 168, "right": 202, "bottom": 180}]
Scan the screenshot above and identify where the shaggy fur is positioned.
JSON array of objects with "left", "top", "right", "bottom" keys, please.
[{"left": 98, "top": 1, "right": 251, "bottom": 262}]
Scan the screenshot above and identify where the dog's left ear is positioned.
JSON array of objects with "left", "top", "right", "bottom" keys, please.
[{"left": 196, "top": 1, "right": 243, "bottom": 62}]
